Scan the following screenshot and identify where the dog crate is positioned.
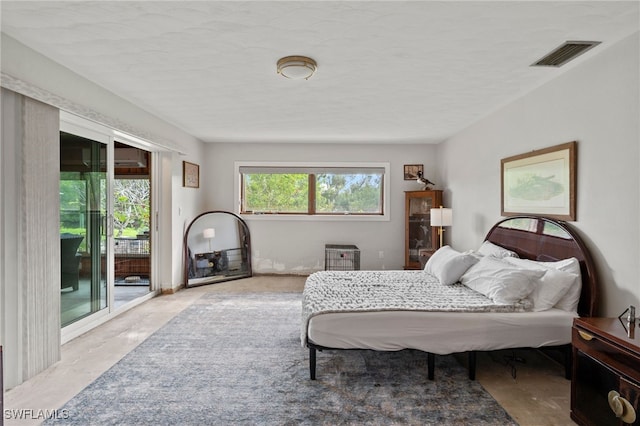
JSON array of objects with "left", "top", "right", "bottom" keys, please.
[{"left": 324, "top": 244, "right": 360, "bottom": 271}]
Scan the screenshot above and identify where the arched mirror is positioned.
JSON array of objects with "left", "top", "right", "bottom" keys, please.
[{"left": 184, "top": 211, "right": 252, "bottom": 287}]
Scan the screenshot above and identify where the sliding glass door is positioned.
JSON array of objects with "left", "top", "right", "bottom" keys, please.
[
  {"left": 60, "top": 130, "right": 110, "bottom": 327},
  {"left": 113, "top": 142, "right": 153, "bottom": 308},
  {"left": 59, "top": 114, "right": 158, "bottom": 338}
]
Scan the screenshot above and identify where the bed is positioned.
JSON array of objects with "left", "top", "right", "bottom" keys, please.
[{"left": 302, "top": 216, "right": 597, "bottom": 380}]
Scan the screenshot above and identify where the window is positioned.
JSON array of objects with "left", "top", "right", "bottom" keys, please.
[{"left": 238, "top": 163, "right": 388, "bottom": 218}]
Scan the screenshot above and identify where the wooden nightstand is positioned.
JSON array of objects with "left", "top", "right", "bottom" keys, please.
[{"left": 571, "top": 317, "right": 640, "bottom": 425}]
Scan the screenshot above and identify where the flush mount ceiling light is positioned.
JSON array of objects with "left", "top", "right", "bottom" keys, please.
[{"left": 277, "top": 55, "right": 317, "bottom": 80}]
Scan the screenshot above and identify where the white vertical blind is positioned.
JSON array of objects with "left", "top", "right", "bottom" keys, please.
[
  {"left": 22, "top": 96, "right": 62, "bottom": 379},
  {"left": 1, "top": 89, "right": 61, "bottom": 388}
]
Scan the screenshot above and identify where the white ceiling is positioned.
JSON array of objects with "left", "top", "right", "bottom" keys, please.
[{"left": 1, "top": 1, "right": 638, "bottom": 144}]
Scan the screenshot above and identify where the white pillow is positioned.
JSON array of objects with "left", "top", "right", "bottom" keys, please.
[
  {"left": 503, "top": 257, "right": 578, "bottom": 311},
  {"left": 460, "top": 256, "right": 542, "bottom": 304},
  {"left": 477, "top": 241, "right": 519, "bottom": 259},
  {"left": 424, "top": 246, "right": 479, "bottom": 285},
  {"left": 540, "top": 258, "right": 582, "bottom": 312}
]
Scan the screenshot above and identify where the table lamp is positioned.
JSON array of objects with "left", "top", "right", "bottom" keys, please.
[
  {"left": 430, "top": 207, "right": 452, "bottom": 248},
  {"left": 203, "top": 228, "right": 215, "bottom": 252}
]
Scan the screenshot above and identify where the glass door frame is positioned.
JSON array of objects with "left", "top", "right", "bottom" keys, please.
[
  {"left": 60, "top": 114, "right": 114, "bottom": 340},
  {"left": 60, "top": 112, "right": 162, "bottom": 343}
]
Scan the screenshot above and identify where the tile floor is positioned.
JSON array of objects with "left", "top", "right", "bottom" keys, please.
[{"left": 4, "top": 276, "right": 574, "bottom": 425}]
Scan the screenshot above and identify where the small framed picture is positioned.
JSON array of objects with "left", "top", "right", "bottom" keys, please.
[
  {"left": 183, "top": 161, "right": 200, "bottom": 188},
  {"left": 404, "top": 164, "right": 423, "bottom": 180}
]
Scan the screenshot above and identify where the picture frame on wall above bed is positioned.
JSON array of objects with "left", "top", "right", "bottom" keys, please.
[{"left": 501, "top": 141, "right": 576, "bottom": 221}]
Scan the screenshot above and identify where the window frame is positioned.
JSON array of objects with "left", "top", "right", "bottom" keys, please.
[{"left": 235, "top": 161, "right": 390, "bottom": 221}]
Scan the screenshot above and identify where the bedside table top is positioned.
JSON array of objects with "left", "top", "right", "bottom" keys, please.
[{"left": 574, "top": 317, "right": 640, "bottom": 353}]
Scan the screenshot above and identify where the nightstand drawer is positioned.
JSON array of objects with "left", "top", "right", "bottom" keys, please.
[
  {"left": 573, "top": 327, "right": 640, "bottom": 384},
  {"left": 572, "top": 318, "right": 640, "bottom": 426}
]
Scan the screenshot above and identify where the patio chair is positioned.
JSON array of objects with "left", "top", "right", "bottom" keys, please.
[{"left": 60, "top": 234, "right": 83, "bottom": 291}]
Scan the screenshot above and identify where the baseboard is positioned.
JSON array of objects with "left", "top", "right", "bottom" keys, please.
[
  {"left": 252, "top": 272, "right": 310, "bottom": 277},
  {"left": 161, "top": 284, "right": 184, "bottom": 295}
]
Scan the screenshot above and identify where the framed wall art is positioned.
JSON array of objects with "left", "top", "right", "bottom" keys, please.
[
  {"left": 183, "top": 161, "right": 200, "bottom": 188},
  {"left": 404, "top": 164, "right": 423, "bottom": 180},
  {"left": 501, "top": 141, "right": 576, "bottom": 221}
]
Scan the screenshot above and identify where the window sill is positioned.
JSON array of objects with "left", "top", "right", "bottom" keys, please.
[{"left": 239, "top": 213, "right": 389, "bottom": 222}]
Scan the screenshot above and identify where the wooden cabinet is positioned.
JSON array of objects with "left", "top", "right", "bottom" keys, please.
[
  {"left": 572, "top": 317, "right": 640, "bottom": 425},
  {"left": 404, "top": 190, "right": 442, "bottom": 270}
]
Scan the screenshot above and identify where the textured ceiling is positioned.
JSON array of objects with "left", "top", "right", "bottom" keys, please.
[{"left": 1, "top": 1, "right": 638, "bottom": 144}]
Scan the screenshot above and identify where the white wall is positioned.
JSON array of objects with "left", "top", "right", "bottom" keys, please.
[
  {"left": 439, "top": 32, "right": 640, "bottom": 317},
  {"left": 170, "top": 150, "right": 208, "bottom": 289},
  {"left": 203, "top": 142, "right": 440, "bottom": 273}
]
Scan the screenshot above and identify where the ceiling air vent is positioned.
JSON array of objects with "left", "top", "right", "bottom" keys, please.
[{"left": 532, "top": 41, "right": 601, "bottom": 67}]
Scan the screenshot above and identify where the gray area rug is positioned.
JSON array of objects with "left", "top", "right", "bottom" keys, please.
[{"left": 48, "top": 292, "right": 516, "bottom": 425}]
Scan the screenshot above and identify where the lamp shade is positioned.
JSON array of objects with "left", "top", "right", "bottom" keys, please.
[
  {"left": 203, "top": 228, "right": 215, "bottom": 239},
  {"left": 430, "top": 208, "right": 453, "bottom": 227}
]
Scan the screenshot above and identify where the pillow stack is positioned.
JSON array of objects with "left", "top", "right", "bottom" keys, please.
[
  {"left": 503, "top": 257, "right": 581, "bottom": 312},
  {"left": 425, "top": 241, "right": 582, "bottom": 312},
  {"left": 459, "top": 256, "right": 543, "bottom": 305}
]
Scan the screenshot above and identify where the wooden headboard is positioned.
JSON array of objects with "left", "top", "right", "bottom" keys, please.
[{"left": 485, "top": 216, "right": 598, "bottom": 317}]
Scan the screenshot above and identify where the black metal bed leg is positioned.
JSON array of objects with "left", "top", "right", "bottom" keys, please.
[
  {"left": 427, "top": 353, "right": 435, "bottom": 380},
  {"left": 468, "top": 351, "right": 477, "bottom": 380},
  {"left": 564, "top": 344, "right": 572, "bottom": 380},
  {"left": 309, "top": 346, "right": 317, "bottom": 380}
]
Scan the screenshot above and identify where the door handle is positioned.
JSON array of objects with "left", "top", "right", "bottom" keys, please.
[
  {"left": 578, "top": 330, "right": 593, "bottom": 341},
  {"left": 608, "top": 391, "right": 637, "bottom": 423},
  {"left": 106, "top": 214, "right": 114, "bottom": 238}
]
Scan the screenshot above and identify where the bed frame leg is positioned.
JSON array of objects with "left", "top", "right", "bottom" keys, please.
[
  {"left": 309, "top": 346, "right": 317, "bottom": 380},
  {"left": 468, "top": 351, "right": 477, "bottom": 380},
  {"left": 427, "top": 353, "right": 435, "bottom": 380},
  {"left": 564, "top": 344, "right": 572, "bottom": 380}
]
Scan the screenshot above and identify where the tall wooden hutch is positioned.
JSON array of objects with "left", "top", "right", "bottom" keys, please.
[{"left": 404, "top": 190, "right": 443, "bottom": 269}]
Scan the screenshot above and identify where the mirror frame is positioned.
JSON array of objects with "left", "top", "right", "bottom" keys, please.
[{"left": 183, "top": 210, "right": 252, "bottom": 287}]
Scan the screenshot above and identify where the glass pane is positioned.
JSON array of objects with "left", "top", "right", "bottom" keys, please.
[
  {"left": 498, "top": 217, "right": 539, "bottom": 232},
  {"left": 113, "top": 178, "right": 151, "bottom": 296},
  {"left": 113, "top": 143, "right": 152, "bottom": 307},
  {"left": 60, "top": 131, "right": 107, "bottom": 327},
  {"left": 316, "top": 173, "right": 383, "bottom": 214},
  {"left": 242, "top": 173, "right": 308, "bottom": 213},
  {"left": 408, "top": 196, "right": 434, "bottom": 262},
  {"left": 543, "top": 222, "right": 571, "bottom": 239},
  {"left": 497, "top": 217, "right": 571, "bottom": 239}
]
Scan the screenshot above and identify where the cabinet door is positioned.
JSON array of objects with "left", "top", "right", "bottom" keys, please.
[
  {"left": 620, "top": 377, "right": 640, "bottom": 426},
  {"left": 405, "top": 191, "right": 440, "bottom": 269},
  {"left": 573, "top": 350, "right": 639, "bottom": 426},
  {"left": 573, "top": 350, "right": 619, "bottom": 425}
]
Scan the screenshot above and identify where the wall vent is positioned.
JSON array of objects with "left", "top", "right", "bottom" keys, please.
[{"left": 532, "top": 41, "right": 601, "bottom": 67}]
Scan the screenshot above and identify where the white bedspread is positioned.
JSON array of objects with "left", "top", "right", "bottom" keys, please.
[
  {"left": 308, "top": 309, "right": 577, "bottom": 353},
  {"left": 301, "top": 270, "right": 532, "bottom": 347}
]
